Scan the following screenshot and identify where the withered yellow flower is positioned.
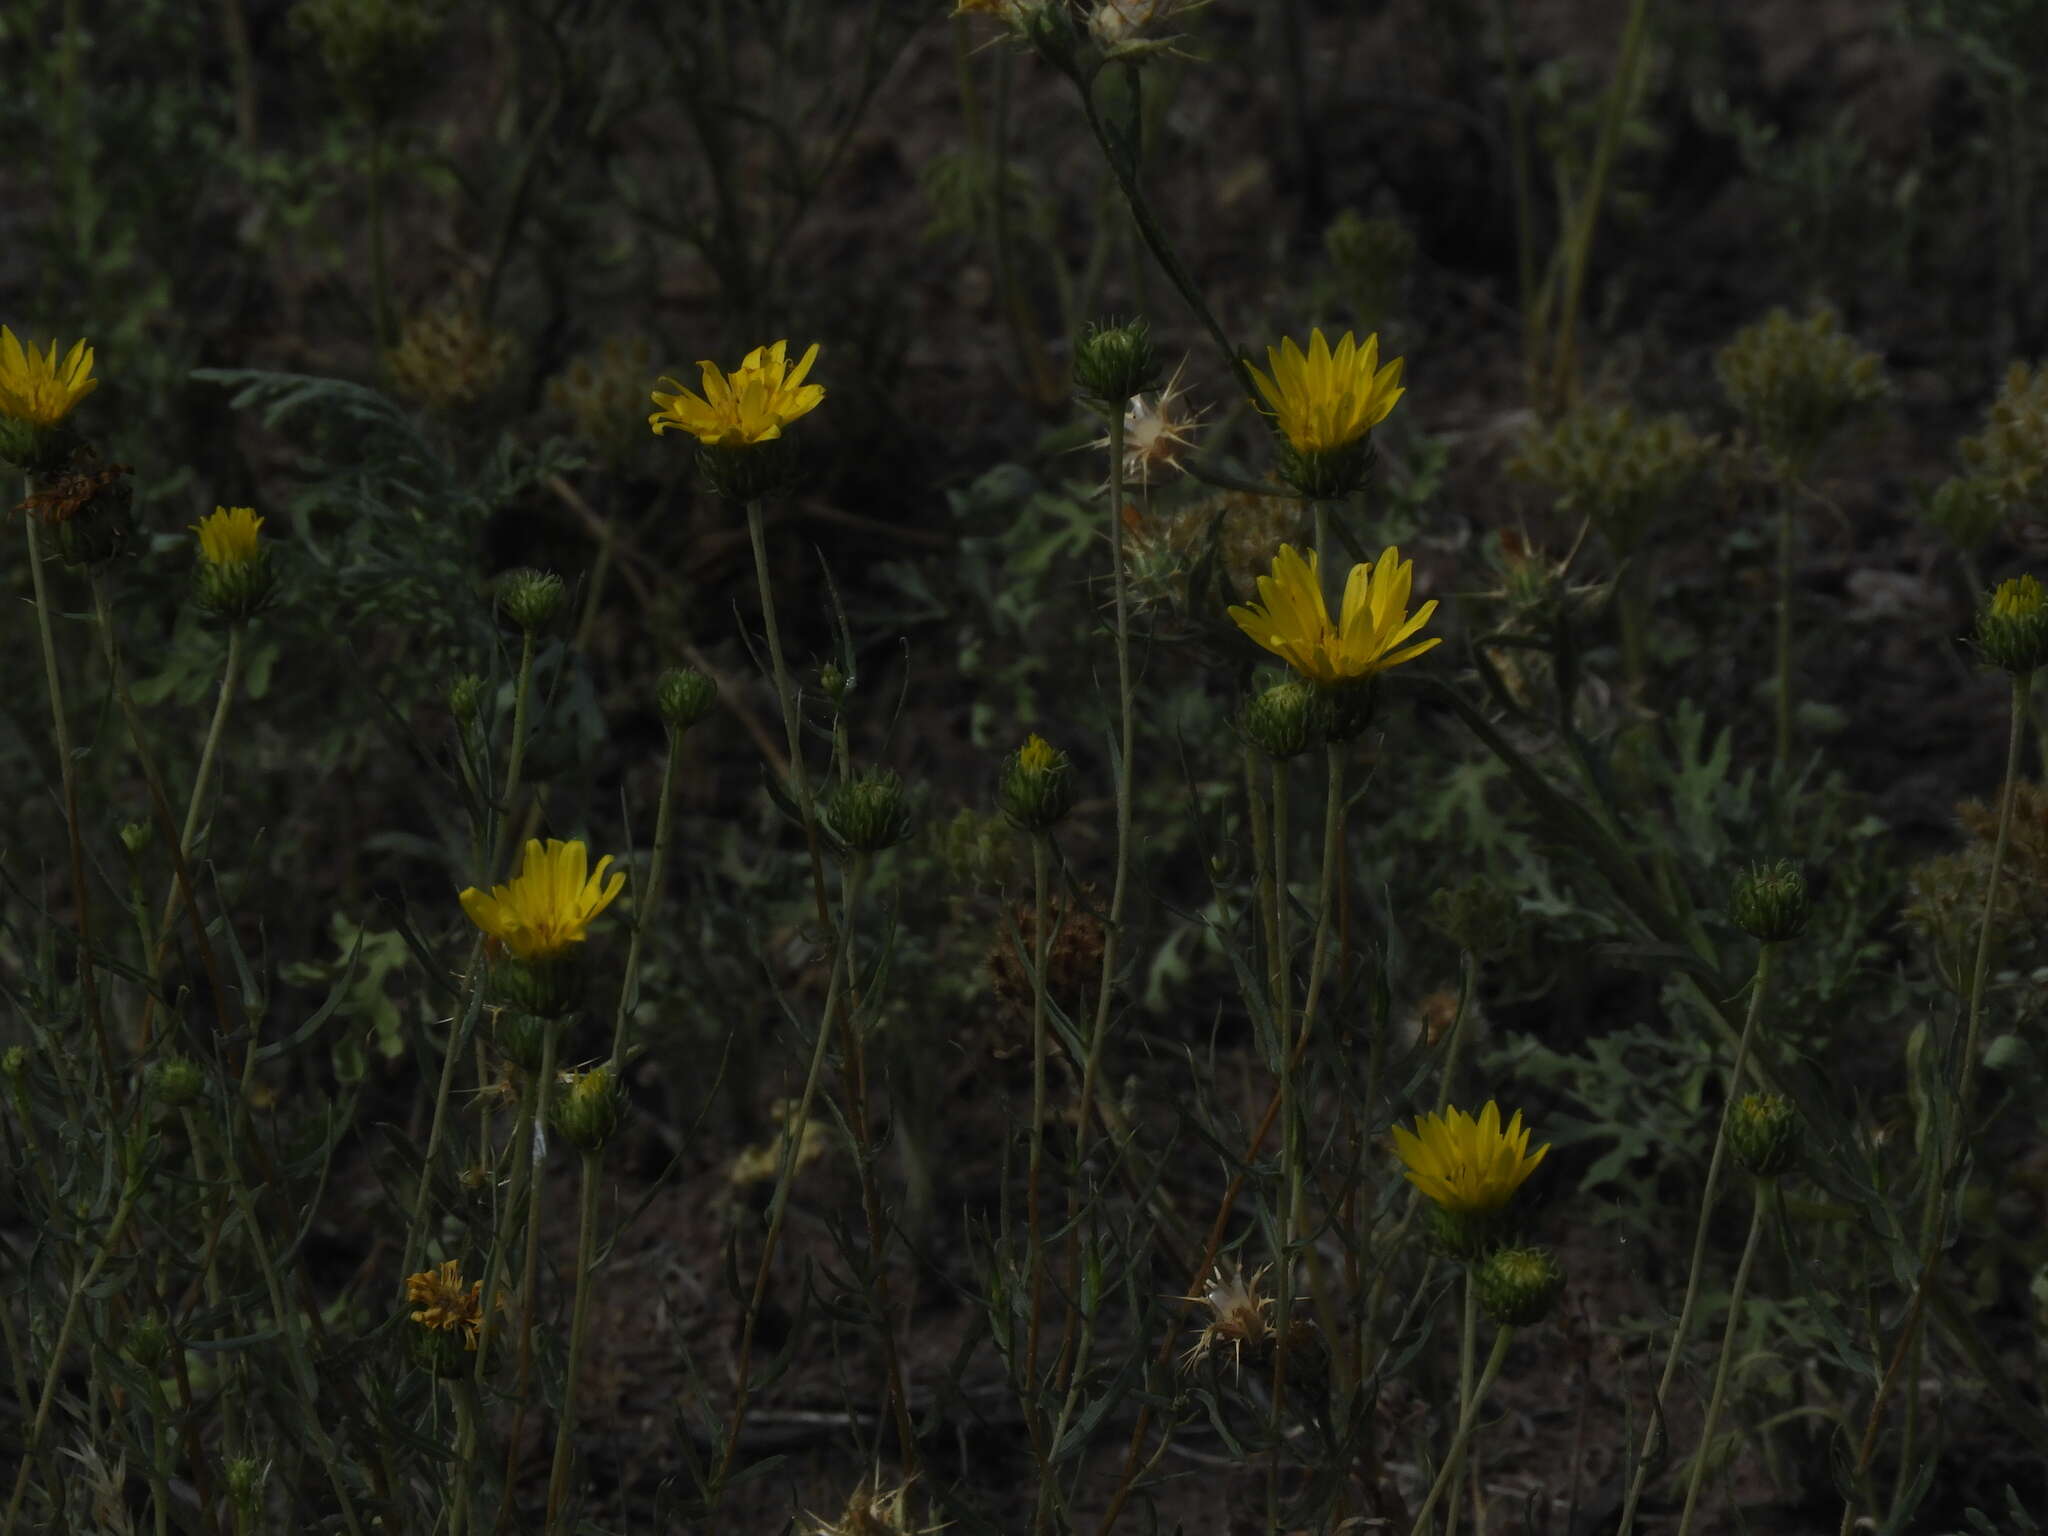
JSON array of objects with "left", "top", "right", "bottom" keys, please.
[
  {"left": 405, "top": 1258, "right": 483, "bottom": 1349},
  {"left": 1392, "top": 1100, "right": 1550, "bottom": 1214},
  {"left": 458, "top": 839, "right": 625, "bottom": 960},
  {"left": 648, "top": 339, "right": 824, "bottom": 447},
  {"left": 0, "top": 327, "right": 98, "bottom": 428},
  {"left": 1227, "top": 543, "right": 1439, "bottom": 684},
  {"left": 1246, "top": 327, "right": 1403, "bottom": 454},
  {"left": 190, "top": 506, "right": 264, "bottom": 567}
]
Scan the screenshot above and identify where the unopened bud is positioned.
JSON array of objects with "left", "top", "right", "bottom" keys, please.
[
  {"left": 998, "top": 733, "right": 1075, "bottom": 832},
  {"left": 656, "top": 666, "right": 718, "bottom": 732},
  {"left": 1075, "top": 318, "right": 1160, "bottom": 408},
  {"left": 1475, "top": 1245, "right": 1565, "bottom": 1327},
  {"left": 1730, "top": 1093, "right": 1801, "bottom": 1179},
  {"left": 1731, "top": 859, "right": 1810, "bottom": 943},
  {"left": 824, "top": 767, "right": 914, "bottom": 854},
  {"left": 497, "top": 568, "right": 565, "bottom": 633}
]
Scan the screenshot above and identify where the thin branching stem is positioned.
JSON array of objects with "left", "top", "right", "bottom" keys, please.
[{"left": 1676, "top": 1184, "right": 1771, "bottom": 1536}]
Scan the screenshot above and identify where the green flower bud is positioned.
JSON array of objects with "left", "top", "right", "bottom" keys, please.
[
  {"left": 1317, "top": 677, "right": 1377, "bottom": 744},
  {"left": 149, "top": 1055, "right": 206, "bottom": 1110},
  {"left": 225, "top": 1457, "right": 266, "bottom": 1517},
  {"left": 818, "top": 661, "right": 851, "bottom": 704},
  {"left": 1731, "top": 860, "right": 1810, "bottom": 943},
  {"left": 0, "top": 419, "right": 77, "bottom": 475},
  {"left": 406, "top": 1315, "right": 473, "bottom": 1379},
  {"left": 119, "top": 820, "right": 152, "bottom": 857},
  {"left": 1075, "top": 318, "right": 1161, "bottom": 408},
  {"left": 1240, "top": 679, "right": 1320, "bottom": 760},
  {"left": 447, "top": 672, "right": 486, "bottom": 729},
  {"left": 1426, "top": 877, "right": 1519, "bottom": 959},
  {"left": 656, "top": 666, "right": 719, "bottom": 732},
  {"left": 824, "top": 768, "right": 914, "bottom": 854},
  {"left": 125, "top": 1313, "right": 171, "bottom": 1371},
  {"left": 1976, "top": 574, "right": 2048, "bottom": 674},
  {"left": 998, "top": 733, "right": 1076, "bottom": 832},
  {"left": 1474, "top": 1245, "right": 1565, "bottom": 1327},
  {"left": 696, "top": 436, "right": 801, "bottom": 504},
  {"left": 550, "top": 1065, "right": 621, "bottom": 1153},
  {"left": 1, "top": 1046, "right": 27, "bottom": 1082},
  {"left": 1021, "top": 0, "right": 1084, "bottom": 72},
  {"left": 497, "top": 568, "right": 565, "bottom": 633},
  {"left": 1423, "top": 1204, "right": 1514, "bottom": 1264},
  {"left": 194, "top": 547, "right": 278, "bottom": 622},
  {"left": 1729, "top": 1093, "right": 1801, "bottom": 1179}
]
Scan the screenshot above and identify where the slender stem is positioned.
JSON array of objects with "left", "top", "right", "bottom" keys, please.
[
  {"left": 609, "top": 733, "right": 682, "bottom": 1069},
  {"left": 1958, "top": 670, "right": 2029, "bottom": 1121},
  {"left": 23, "top": 515, "right": 118, "bottom": 1105},
  {"left": 401, "top": 953, "right": 485, "bottom": 1288},
  {"left": 159, "top": 621, "right": 248, "bottom": 931},
  {"left": 1616, "top": 943, "right": 1776, "bottom": 1536},
  {"left": 497, "top": 630, "right": 538, "bottom": 876},
  {"left": 1675, "top": 1186, "right": 1770, "bottom": 1536},
  {"left": 1544, "top": 0, "right": 1650, "bottom": 408},
  {"left": 1772, "top": 482, "right": 1796, "bottom": 781},
  {"left": 745, "top": 499, "right": 834, "bottom": 933},
  {"left": 545, "top": 1147, "right": 604, "bottom": 1530},
  {"left": 449, "top": 1376, "right": 478, "bottom": 1536},
  {"left": 1437, "top": 951, "right": 1480, "bottom": 1111},
  {"left": 1446, "top": 1271, "right": 1480, "bottom": 1536},
  {"left": 474, "top": 1055, "right": 541, "bottom": 1382},
  {"left": 2, "top": 1185, "right": 138, "bottom": 1536},
  {"left": 1407, "top": 1326, "right": 1516, "bottom": 1536},
  {"left": 498, "top": 1019, "right": 563, "bottom": 1503},
  {"left": 711, "top": 854, "right": 865, "bottom": 1504},
  {"left": 1026, "top": 832, "right": 1053, "bottom": 1498}
]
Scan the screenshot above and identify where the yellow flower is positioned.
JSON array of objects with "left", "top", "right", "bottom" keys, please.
[
  {"left": 648, "top": 339, "right": 824, "bottom": 447},
  {"left": 1391, "top": 1100, "right": 1550, "bottom": 1214},
  {"left": 1245, "top": 328, "right": 1403, "bottom": 454},
  {"left": 0, "top": 327, "right": 98, "bottom": 428},
  {"left": 405, "top": 1258, "right": 483, "bottom": 1349},
  {"left": 458, "top": 838, "right": 625, "bottom": 960},
  {"left": 1226, "top": 543, "right": 1439, "bottom": 684},
  {"left": 190, "top": 506, "right": 264, "bottom": 567},
  {"left": 1992, "top": 573, "right": 2045, "bottom": 619},
  {"left": 1019, "top": 733, "right": 1057, "bottom": 773}
]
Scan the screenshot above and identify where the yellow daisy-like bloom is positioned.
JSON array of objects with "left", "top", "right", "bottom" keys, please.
[
  {"left": 0, "top": 326, "right": 98, "bottom": 428},
  {"left": 1019, "top": 732, "right": 1057, "bottom": 773},
  {"left": 1226, "top": 543, "right": 1439, "bottom": 684},
  {"left": 1245, "top": 328, "right": 1404, "bottom": 454},
  {"left": 405, "top": 1258, "right": 483, "bottom": 1349},
  {"left": 458, "top": 838, "right": 625, "bottom": 961},
  {"left": 1392, "top": 1100, "right": 1550, "bottom": 1214},
  {"left": 190, "top": 506, "right": 264, "bottom": 567},
  {"left": 648, "top": 339, "right": 824, "bottom": 447}
]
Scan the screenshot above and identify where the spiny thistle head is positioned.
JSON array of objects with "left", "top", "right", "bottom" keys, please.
[
  {"left": 1098, "top": 360, "right": 1204, "bottom": 485},
  {"left": 1240, "top": 678, "right": 1321, "bottom": 760},
  {"left": 447, "top": 673, "right": 486, "bottom": 730},
  {"left": 25, "top": 448, "right": 134, "bottom": 566},
  {"left": 1475, "top": 1245, "right": 1565, "bottom": 1327},
  {"left": 1508, "top": 402, "right": 1709, "bottom": 557},
  {"left": 551, "top": 1065, "right": 622, "bottom": 1154},
  {"left": 224, "top": 1459, "right": 266, "bottom": 1518},
  {"left": 1426, "top": 876, "right": 1520, "bottom": 959},
  {"left": 656, "top": 666, "right": 719, "bottom": 733},
  {"left": 149, "top": 1055, "right": 206, "bottom": 1110},
  {"left": 1977, "top": 573, "right": 2048, "bottom": 674},
  {"left": 1087, "top": 0, "right": 1203, "bottom": 56},
  {"left": 1731, "top": 859, "right": 1811, "bottom": 943},
  {"left": 1730, "top": 1092, "right": 1802, "bottom": 1179},
  {"left": 190, "top": 506, "right": 277, "bottom": 620},
  {"left": 1228, "top": 543, "right": 1440, "bottom": 685},
  {"left": 824, "top": 768, "right": 914, "bottom": 854},
  {"left": 1074, "top": 318, "right": 1161, "bottom": 408},
  {"left": 809, "top": 1476, "right": 941, "bottom": 1536},
  {"left": 497, "top": 567, "right": 566, "bottom": 634},
  {"left": 1178, "top": 1261, "right": 1274, "bottom": 1378},
  {"left": 386, "top": 302, "right": 519, "bottom": 416},
  {"left": 1959, "top": 361, "right": 2048, "bottom": 519},
  {"left": 1248, "top": 327, "right": 1404, "bottom": 497},
  {"left": 1715, "top": 305, "right": 1886, "bottom": 476},
  {"left": 999, "top": 732, "right": 1076, "bottom": 832},
  {"left": 547, "top": 335, "right": 657, "bottom": 467}
]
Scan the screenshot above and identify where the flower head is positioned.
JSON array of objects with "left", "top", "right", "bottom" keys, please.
[
  {"left": 1227, "top": 543, "right": 1439, "bottom": 684},
  {"left": 1246, "top": 328, "right": 1403, "bottom": 455},
  {"left": 405, "top": 1258, "right": 483, "bottom": 1349},
  {"left": 458, "top": 839, "right": 625, "bottom": 961},
  {"left": 1019, "top": 733, "right": 1057, "bottom": 773},
  {"left": 191, "top": 506, "right": 264, "bottom": 567},
  {"left": 649, "top": 339, "right": 824, "bottom": 448},
  {"left": 1095, "top": 359, "right": 1204, "bottom": 485},
  {"left": 1392, "top": 1100, "right": 1550, "bottom": 1214},
  {"left": 0, "top": 327, "right": 98, "bottom": 428},
  {"left": 1179, "top": 1261, "right": 1273, "bottom": 1378}
]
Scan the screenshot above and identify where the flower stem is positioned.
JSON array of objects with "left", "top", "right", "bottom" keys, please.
[
  {"left": 1616, "top": 941, "right": 1776, "bottom": 1536},
  {"left": 22, "top": 513, "right": 117, "bottom": 1106},
  {"left": 1675, "top": 1184, "right": 1770, "bottom": 1536},
  {"left": 545, "top": 1147, "right": 604, "bottom": 1531},
  {"left": 1445, "top": 1270, "right": 1480, "bottom": 1536},
  {"left": 1026, "top": 832, "right": 1053, "bottom": 1473},
  {"left": 497, "top": 1018, "right": 563, "bottom": 1509},
  {"left": 745, "top": 498, "right": 834, "bottom": 932},
  {"left": 1406, "top": 1324, "right": 1516, "bottom": 1536},
  {"left": 608, "top": 731, "right": 682, "bottom": 1070},
  {"left": 496, "top": 629, "right": 537, "bottom": 876}
]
